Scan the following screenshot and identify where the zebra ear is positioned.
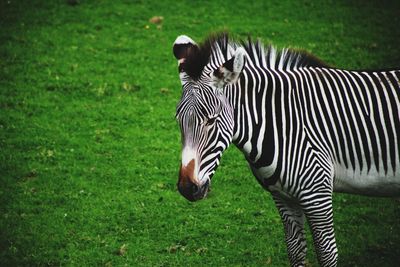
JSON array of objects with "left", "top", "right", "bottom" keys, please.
[
  {"left": 173, "top": 35, "right": 197, "bottom": 63},
  {"left": 212, "top": 47, "right": 246, "bottom": 88}
]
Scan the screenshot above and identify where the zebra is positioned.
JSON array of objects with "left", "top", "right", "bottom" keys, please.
[{"left": 173, "top": 33, "right": 400, "bottom": 267}]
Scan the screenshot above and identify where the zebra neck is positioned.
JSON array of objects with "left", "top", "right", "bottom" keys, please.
[{"left": 228, "top": 66, "right": 283, "bottom": 175}]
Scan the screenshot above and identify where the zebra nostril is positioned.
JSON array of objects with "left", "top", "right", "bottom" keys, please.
[{"left": 191, "top": 183, "right": 200, "bottom": 194}]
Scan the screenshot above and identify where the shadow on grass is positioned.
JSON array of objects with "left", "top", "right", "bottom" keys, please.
[{"left": 340, "top": 244, "right": 400, "bottom": 267}]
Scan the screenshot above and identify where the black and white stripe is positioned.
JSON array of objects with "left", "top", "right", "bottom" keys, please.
[{"left": 173, "top": 33, "right": 400, "bottom": 267}]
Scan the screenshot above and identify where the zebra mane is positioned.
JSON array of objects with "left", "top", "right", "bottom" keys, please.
[{"left": 183, "top": 32, "right": 329, "bottom": 80}]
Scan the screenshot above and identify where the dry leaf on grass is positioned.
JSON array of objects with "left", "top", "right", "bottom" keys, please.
[{"left": 149, "top": 16, "right": 164, "bottom": 24}]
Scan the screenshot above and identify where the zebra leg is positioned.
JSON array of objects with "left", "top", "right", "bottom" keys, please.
[
  {"left": 302, "top": 194, "right": 338, "bottom": 267},
  {"left": 273, "top": 195, "right": 307, "bottom": 267}
]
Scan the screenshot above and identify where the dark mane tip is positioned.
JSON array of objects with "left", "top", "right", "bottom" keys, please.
[
  {"left": 183, "top": 32, "right": 230, "bottom": 80},
  {"left": 293, "top": 48, "right": 331, "bottom": 68}
]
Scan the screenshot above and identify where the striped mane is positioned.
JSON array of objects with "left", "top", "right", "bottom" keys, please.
[{"left": 183, "top": 32, "right": 329, "bottom": 80}]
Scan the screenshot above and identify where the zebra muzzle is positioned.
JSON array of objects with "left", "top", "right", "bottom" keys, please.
[
  {"left": 177, "top": 179, "right": 209, "bottom": 202},
  {"left": 178, "top": 161, "right": 209, "bottom": 201}
]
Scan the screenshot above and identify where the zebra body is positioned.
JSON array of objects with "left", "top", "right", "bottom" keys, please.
[
  {"left": 236, "top": 66, "right": 400, "bottom": 198},
  {"left": 173, "top": 33, "right": 400, "bottom": 267}
]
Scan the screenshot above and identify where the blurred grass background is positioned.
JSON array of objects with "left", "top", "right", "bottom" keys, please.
[{"left": 0, "top": 0, "right": 399, "bottom": 266}]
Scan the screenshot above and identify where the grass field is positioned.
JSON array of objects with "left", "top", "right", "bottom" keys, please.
[{"left": 1, "top": 0, "right": 400, "bottom": 266}]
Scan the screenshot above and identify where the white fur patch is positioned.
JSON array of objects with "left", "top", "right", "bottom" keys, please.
[
  {"left": 174, "top": 35, "right": 197, "bottom": 46},
  {"left": 182, "top": 146, "right": 196, "bottom": 167},
  {"left": 333, "top": 163, "right": 400, "bottom": 196},
  {"left": 233, "top": 47, "right": 246, "bottom": 72}
]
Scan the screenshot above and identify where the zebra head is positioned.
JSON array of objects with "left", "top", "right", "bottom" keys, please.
[{"left": 173, "top": 35, "right": 246, "bottom": 201}]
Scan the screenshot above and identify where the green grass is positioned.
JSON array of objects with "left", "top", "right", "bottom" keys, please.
[{"left": 1, "top": 0, "right": 399, "bottom": 266}]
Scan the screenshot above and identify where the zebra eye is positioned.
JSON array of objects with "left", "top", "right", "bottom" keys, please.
[{"left": 206, "top": 116, "right": 216, "bottom": 126}]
